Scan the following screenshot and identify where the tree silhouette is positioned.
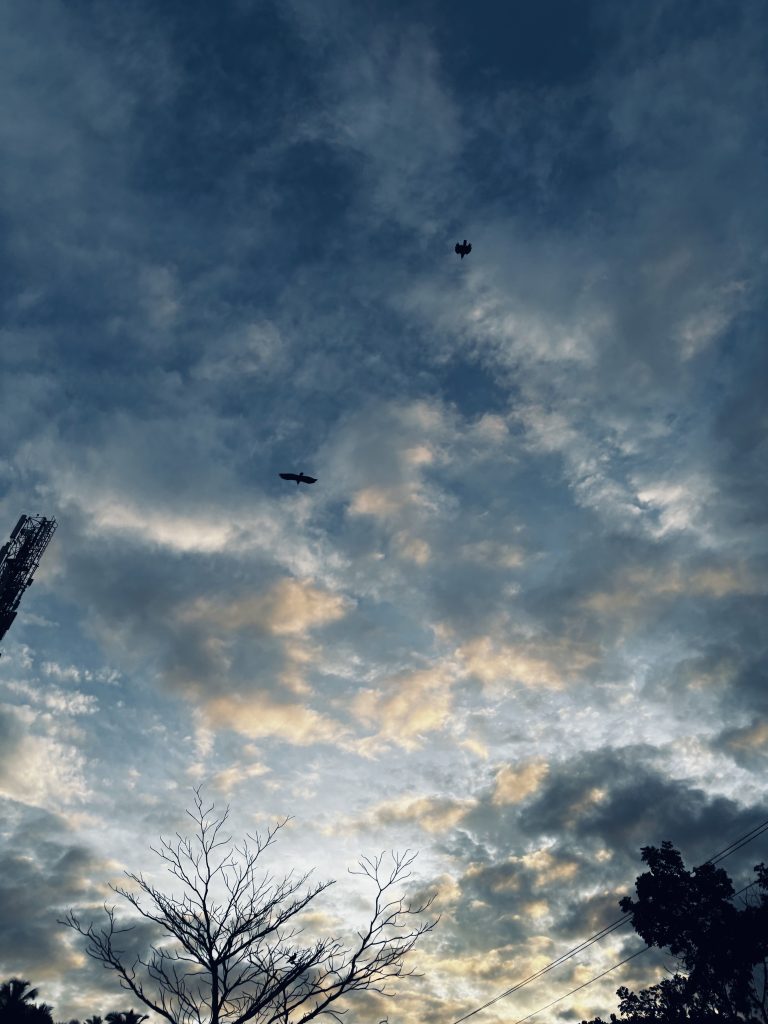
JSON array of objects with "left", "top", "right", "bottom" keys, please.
[
  {"left": 0, "top": 980, "right": 54, "bottom": 1024},
  {"left": 0, "top": 982, "right": 41, "bottom": 1013},
  {"left": 578, "top": 842, "right": 768, "bottom": 1023},
  {"left": 61, "top": 789, "right": 437, "bottom": 1024},
  {"left": 105, "top": 1012, "right": 148, "bottom": 1024}
]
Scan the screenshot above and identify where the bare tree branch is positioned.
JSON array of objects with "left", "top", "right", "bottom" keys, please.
[{"left": 60, "top": 788, "right": 437, "bottom": 1024}]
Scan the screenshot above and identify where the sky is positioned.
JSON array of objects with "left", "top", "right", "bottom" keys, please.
[{"left": 1, "top": 0, "right": 767, "bottom": 1021}]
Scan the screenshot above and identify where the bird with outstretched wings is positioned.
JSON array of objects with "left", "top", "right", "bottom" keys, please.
[
  {"left": 279, "top": 472, "right": 317, "bottom": 486},
  {"left": 455, "top": 239, "right": 472, "bottom": 258}
]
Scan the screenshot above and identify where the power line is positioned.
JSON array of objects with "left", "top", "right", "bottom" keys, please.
[
  {"left": 509, "top": 877, "right": 759, "bottom": 1024},
  {"left": 447, "top": 815, "right": 768, "bottom": 1024},
  {"left": 449, "top": 917, "right": 632, "bottom": 1024},
  {"left": 510, "top": 945, "right": 650, "bottom": 1024},
  {"left": 709, "top": 818, "right": 768, "bottom": 865}
]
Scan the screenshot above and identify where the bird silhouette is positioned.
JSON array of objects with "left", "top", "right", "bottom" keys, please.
[
  {"left": 455, "top": 239, "right": 472, "bottom": 258},
  {"left": 279, "top": 472, "right": 317, "bottom": 486}
]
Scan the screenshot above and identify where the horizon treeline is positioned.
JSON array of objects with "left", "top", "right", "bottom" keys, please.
[{"left": 0, "top": 982, "right": 147, "bottom": 1024}]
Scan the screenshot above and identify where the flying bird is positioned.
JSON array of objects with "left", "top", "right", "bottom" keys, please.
[
  {"left": 279, "top": 472, "right": 317, "bottom": 486},
  {"left": 455, "top": 239, "right": 472, "bottom": 258}
]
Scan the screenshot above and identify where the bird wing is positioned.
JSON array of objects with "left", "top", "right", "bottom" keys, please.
[
  {"left": 466, "top": 243, "right": 472, "bottom": 252},
  {"left": 301, "top": 475, "right": 317, "bottom": 484},
  {"left": 279, "top": 473, "right": 299, "bottom": 481},
  {"left": 454, "top": 243, "right": 461, "bottom": 254}
]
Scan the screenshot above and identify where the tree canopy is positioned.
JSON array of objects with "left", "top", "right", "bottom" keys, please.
[
  {"left": 578, "top": 841, "right": 768, "bottom": 1023},
  {"left": 0, "top": 979, "right": 54, "bottom": 1024}
]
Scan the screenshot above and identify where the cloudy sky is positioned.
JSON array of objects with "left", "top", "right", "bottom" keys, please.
[{"left": 1, "top": 0, "right": 767, "bottom": 1021}]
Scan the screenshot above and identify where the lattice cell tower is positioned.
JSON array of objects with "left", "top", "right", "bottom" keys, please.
[{"left": 0, "top": 513, "right": 57, "bottom": 649}]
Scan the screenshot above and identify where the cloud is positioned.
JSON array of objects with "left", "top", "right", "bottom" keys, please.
[
  {"left": 581, "top": 559, "right": 760, "bottom": 615},
  {"left": 349, "top": 793, "right": 475, "bottom": 834},
  {"left": 426, "top": 741, "right": 768, "bottom": 1001},
  {"left": 519, "top": 748, "right": 768, "bottom": 870},
  {"left": 0, "top": 703, "right": 91, "bottom": 809},
  {"left": 296, "top": 19, "right": 461, "bottom": 228},
  {"left": 457, "top": 636, "right": 598, "bottom": 691},
  {"left": 714, "top": 717, "right": 768, "bottom": 772},
  {"left": 211, "top": 760, "right": 272, "bottom": 796},
  {"left": 0, "top": 800, "right": 109, "bottom": 988},
  {"left": 351, "top": 663, "right": 457, "bottom": 752},
  {"left": 180, "top": 577, "right": 351, "bottom": 637},
  {"left": 205, "top": 693, "right": 345, "bottom": 746},
  {"left": 492, "top": 760, "right": 549, "bottom": 806}
]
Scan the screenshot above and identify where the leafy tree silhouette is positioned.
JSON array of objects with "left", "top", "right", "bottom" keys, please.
[
  {"left": 0, "top": 981, "right": 158, "bottom": 1024},
  {"left": 578, "top": 842, "right": 768, "bottom": 1023},
  {"left": 104, "top": 1012, "right": 148, "bottom": 1024},
  {"left": 0, "top": 979, "right": 54, "bottom": 1024}
]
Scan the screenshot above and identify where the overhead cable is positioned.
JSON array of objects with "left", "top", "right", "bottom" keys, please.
[
  {"left": 447, "top": 815, "right": 768, "bottom": 1024},
  {"left": 507, "top": 877, "right": 759, "bottom": 1024}
]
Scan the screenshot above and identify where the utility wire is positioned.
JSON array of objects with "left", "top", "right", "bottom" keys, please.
[
  {"left": 449, "top": 917, "right": 632, "bottom": 1024},
  {"left": 509, "top": 877, "right": 760, "bottom": 1024},
  {"left": 510, "top": 945, "right": 650, "bottom": 1024},
  {"left": 709, "top": 819, "right": 768, "bottom": 865},
  {"left": 448, "top": 815, "right": 768, "bottom": 1024}
]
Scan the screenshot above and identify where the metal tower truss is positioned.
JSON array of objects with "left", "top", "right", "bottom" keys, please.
[{"left": 0, "top": 513, "right": 57, "bottom": 647}]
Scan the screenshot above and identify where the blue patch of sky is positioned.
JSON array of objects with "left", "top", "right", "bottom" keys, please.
[
  {"left": 605, "top": 0, "right": 752, "bottom": 63},
  {"left": 123, "top": 3, "right": 314, "bottom": 198},
  {"left": 428, "top": 0, "right": 602, "bottom": 90},
  {"left": 0, "top": 223, "right": 29, "bottom": 313},
  {"left": 431, "top": 357, "right": 512, "bottom": 419}
]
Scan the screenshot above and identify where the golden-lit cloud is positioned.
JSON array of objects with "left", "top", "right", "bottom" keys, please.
[
  {"left": 458, "top": 636, "right": 597, "bottom": 690},
  {"left": 395, "top": 531, "right": 431, "bottom": 565},
  {"left": 347, "top": 480, "right": 438, "bottom": 522},
  {"left": 492, "top": 760, "right": 549, "bottom": 805},
  {"left": 470, "top": 412, "right": 509, "bottom": 444},
  {"left": 351, "top": 663, "right": 456, "bottom": 751},
  {"left": 403, "top": 444, "right": 435, "bottom": 466},
  {"left": 521, "top": 848, "right": 580, "bottom": 887},
  {"left": 563, "top": 785, "right": 608, "bottom": 827},
  {"left": 348, "top": 485, "right": 409, "bottom": 518},
  {"left": 182, "top": 577, "right": 351, "bottom": 636},
  {"left": 211, "top": 760, "right": 271, "bottom": 796},
  {"left": 581, "top": 561, "right": 757, "bottom": 622},
  {"left": 175, "top": 578, "right": 351, "bottom": 700},
  {"left": 522, "top": 899, "right": 550, "bottom": 919},
  {"left": 460, "top": 735, "right": 489, "bottom": 759},
  {"left": 582, "top": 561, "right": 759, "bottom": 616},
  {"left": 723, "top": 720, "right": 768, "bottom": 752},
  {"left": 205, "top": 693, "right": 345, "bottom": 746},
  {"left": 352, "top": 793, "right": 474, "bottom": 833}
]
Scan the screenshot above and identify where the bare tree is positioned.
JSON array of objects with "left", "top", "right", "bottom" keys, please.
[{"left": 60, "top": 790, "right": 437, "bottom": 1024}]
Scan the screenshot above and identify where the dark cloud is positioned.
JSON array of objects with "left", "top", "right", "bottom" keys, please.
[
  {"left": 434, "top": 746, "right": 768, "bottom": 964},
  {"left": 0, "top": 801, "right": 105, "bottom": 980},
  {"left": 520, "top": 748, "right": 767, "bottom": 869}
]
